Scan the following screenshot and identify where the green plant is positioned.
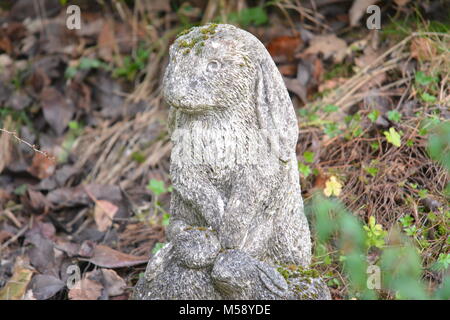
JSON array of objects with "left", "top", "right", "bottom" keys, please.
[
  {"left": 363, "top": 216, "right": 387, "bottom": 249},
  {"left": 14, "top": 184, "right": 28, "bottom": 196},
  {"left": 421, "top": 92, "right": 437, "bottom": 103},
  {"left": 399, "top": 215, "right": 414, "bottom": 228},
  {"left": 65, "top": 57, "right": 108, "bottom": 79},
  {"left": 58, "top": 120, "right": 84, "bottom": 163},
  {"left": 433, "top": 253, "right": 450, "bottom": 271},
  {"left": 387, "top": 110, "right": 401, "bottom": 123},
  {"left": 368, "top": 110, "right": 380, "bottom": 123},
  {"left": 303, "top": 151, "right": 315, "bottom": 163},
  {"left": 323, "top": 104, "right": 339, "bottom": 113},
  {"left": 152, "top": 242, "right": 165, "bottom": 254},
  {"left": 298, "top": 163, "right": 311, "bottom": 178},
  {"left": 146, "top": 179, "right": 173, "bottom": 226},
  {"left": 427, "top": 121, "right": 450, "bottom": 171},
  {"left": 384, "top": 127, "right": 402, "bottom": 147},
  {"left": 309, "top": 193, "right": 449, "bottom": 299},
  {"left": 415, "top": 71, "right": 438, "bottom": 86},
  {"left": 130, "top": 151, "right": 146, "bottom": 164},
  {"left": 113, "top": 46, "right": 150, "bottom": 81},
  {"left": 323, "top": 122, "right": 341, "bottom": 138},
  {"left": 364, "top": 166, "right": 378, "bottom": 178},
  {"left": 227, "top": 7, "right": 268, "bottom": 27}
]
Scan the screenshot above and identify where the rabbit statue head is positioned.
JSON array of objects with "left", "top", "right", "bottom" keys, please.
[{"left": 163, "top": 24, "right": 298, "bottom": 161}]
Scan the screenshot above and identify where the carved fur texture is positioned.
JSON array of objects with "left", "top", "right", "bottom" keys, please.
[{"left": 133, "top": 24, "right": 329, "bottom": 300}]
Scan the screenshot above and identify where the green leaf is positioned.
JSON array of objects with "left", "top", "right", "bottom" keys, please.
[
  {"left": 68, "top": 121, "right": 80, "bottom": 130},
  {"left": 152, "top": 242, "right": 165, "bottom": 254},
  {"left": 387, "top": 110, "right": 401, "bottom": 123},
  {"left": 162, "top": 213, "right": 170, "bottom": 226},
  {"left": 298, "top": 163, "right": 311, "bottom": 178},
  {"left": 365, "top": 167, "right": 378, "bottom": 177},
  {"left": 324, "top": 122, "right": 341, "bottom": 138},
  {"left": 421, "top": 92, "right": 437, "bottom": 103},
  {"left": 323, "top": 104, "right": 339, "bottom": 113},
  {"left": 405, "top": 225, "right": 418, "bottom": 236},
  {"left": 368, "top": 110, "right": 380, "bottom": 123},
  {"left": 228, "top": 7, "right": 268, "bottom": 27},
  {"left": 433, "top": 253, "right": 450, "bottom": 271},
  {"left": 303, "top": 151, "right": 315, "bottom": 163},
  {"left": 381, "top": 244, "right": 428, "bottom": 299},
  {"left": 417, "top": 189, "right": 428, "bottom": 199},
  {"left": 399, "top": 215, "right": 414, "bottom": 228},
  {"left": 14, "top": 184, "right": 27, "bottom": 196},
  {"left": 427, "top": 121, "right": 450, "bottom": 171},
  {"left": 384, "top": 127, "right": 402, "bottom": 147},
  {"left": 147, "top": 179, "right": 167, "bottom": 196},
  {"left": 64, "top": 66, "right": 77, "bottom": 79},
  {"left": 79, "top": 57, "right": 102, "bottom": 70},
  {"left": 415, "top": 71, "right": 438, "bottom": 86},
  {"left": 370, "top": 142, "right": 380, "bottom": 151}
]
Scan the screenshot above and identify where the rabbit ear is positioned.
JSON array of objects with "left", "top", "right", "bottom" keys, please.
[
  {"left": 255, "top": 57, "right": 298, "bottom": 162},
  {"left": 167, "top": 106, "right": 177, "bottom": 135}
]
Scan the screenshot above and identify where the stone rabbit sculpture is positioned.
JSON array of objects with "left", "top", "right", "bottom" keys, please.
[{"left": 133, "top": 24, "right": 330, "bottom": 300}]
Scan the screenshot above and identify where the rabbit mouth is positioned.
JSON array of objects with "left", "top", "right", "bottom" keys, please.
[{"left": 172, "top": 100, "right": 216, "bottom": 114}]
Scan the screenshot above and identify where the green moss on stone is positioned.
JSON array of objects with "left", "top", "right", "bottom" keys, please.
[
  {"left": 276, "top": 264, "right": 320, "bottom": 280},
  {"left": 176, "top": 24, "right": 218, "bottom": 56},
  {"left": 176, "top": 27, "right": 195, "bottom": 39},
  {"left": 200, "top": 23, "right": 218, "bottom": 35}
]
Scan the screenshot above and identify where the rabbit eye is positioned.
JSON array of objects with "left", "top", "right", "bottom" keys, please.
[{"left": 206, "top": 60, "right": 221, "bottom": 73}]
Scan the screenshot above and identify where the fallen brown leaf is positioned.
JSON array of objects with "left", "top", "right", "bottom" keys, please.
[
  {"left": 267, "top": 35, "right": 302, "bottom": 62},
  {"left": 68, "top": 273, "right": 103, "bottom": 300},
  {"left": 0, "top": 115, "right": 13, "bottom": 174},
  {"left": 85, "top": 244, "right": 148, "bottom": 268},
  {"left": 98, "top": 19, "right": 117, "bottom": 63},
  {"left": 278, "top": 64, "right": 297, "bottom": 77},
  {"left": 40, "top": 87, "right": 75, "bottom": 136},
  {"left": 304, "top": 34, "right": 348, "bottom": 63},
  {"left": 30, "top": 274, "right": 65, "bottom": 300},
  {"left": 410, "top": 37, "right": 437, "bottom": 61},
  {"left": 27, "top": 152, "right": 56, "bottom": 179},
  {"left": 0, "top": 257, "right": 34, "bottom": 300},
  {"left": 101, "top": 269, "right": 127, "bottom": 297},
  {"left": 94, "top": 199, "right": 118, "bottom": 232},
  {"left": 22, "top": 189, "right": 52, "bottom": 214}
]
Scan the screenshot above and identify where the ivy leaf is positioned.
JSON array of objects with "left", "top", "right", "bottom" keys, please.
[
  {"left": 384, "top": 127, "right": 402, "bottom": 147},
  {"left": 324, "top": 176, "right": 342, "bottom": 197}
]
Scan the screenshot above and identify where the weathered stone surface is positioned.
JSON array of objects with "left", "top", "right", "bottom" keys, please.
[{"left": 133, "top": 24, "right": 330, "bottom": 300}]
